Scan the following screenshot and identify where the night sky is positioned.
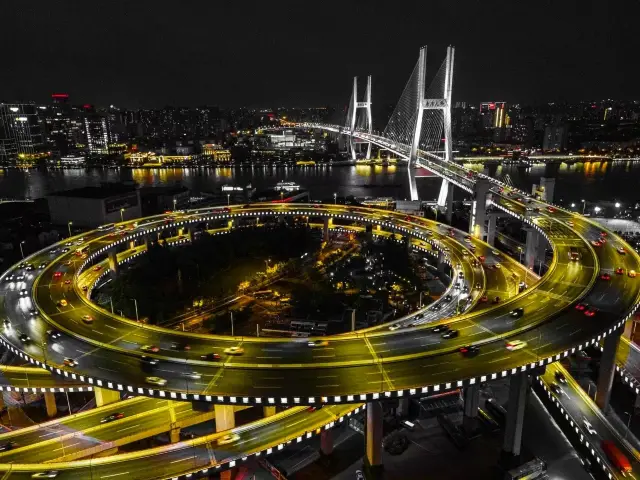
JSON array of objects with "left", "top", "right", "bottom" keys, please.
[{"left": 2, "top": 0, "right": 639, "bottom": 108}]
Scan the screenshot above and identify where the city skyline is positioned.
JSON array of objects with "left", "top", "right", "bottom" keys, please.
[{"left": 3, "top": 0, "right": 639, "bottom": 108}]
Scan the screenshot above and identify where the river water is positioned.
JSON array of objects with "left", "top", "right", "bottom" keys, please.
[{"left": 0, "top": 159, "right": 638, "bottom": 205}]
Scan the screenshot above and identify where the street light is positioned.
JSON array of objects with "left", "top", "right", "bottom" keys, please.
[
  {"left": 594, "top": 206, "right": 601, "bottom": 214},
  {"left": 227, "top": 193, "right": 231, "bottom": 206},
  {"left": 19, "top": 241, "right": 25, "bottom": 259},
  {"left": 615, "top": 202, "right": 621, "bottom": 208},
  {"left": 67, "top": 221, "right": 73, "bottom": 237},
  {"left": 173, "top": 198, "right": 177, "bottom": 211},
  {"left": 570, "top": 203, "right": 576, "bottom": 208},
  {"left": 581, "top": 199, "right": 586, "bottom": 215},
  {"left": 120, "top": 208, "right": 125, "bottom": 222},
  {"left": 334, "top": 192, "right": 337, "bottom": 205}
]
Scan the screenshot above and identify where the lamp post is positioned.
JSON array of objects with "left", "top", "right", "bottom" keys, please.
[
  {"left": 132, "top": 298, "right": 139, "bottom": 321},
  {"left": 230, "top": 311, "right": 234, "bottom": 336},
  {"left": 227, "top": 193, "right": 231, "bottom": 206},
  {"left": 19, "top": 241, "right": 25, "bottom": 259},
  {"left": 67, "top": 221, "right": 73, "bottom": 237},
  {"left": 173, "top": 198, "right": 177, "bottom": 211},
  {"left": 333, "top": 192, "right": 337, "bottom": 205},
  {"left": 120, "top": 208, "right": 125, "bottom": 222},
  {"left": 581, "top": 199, "right": 586, "bottom": 215}
]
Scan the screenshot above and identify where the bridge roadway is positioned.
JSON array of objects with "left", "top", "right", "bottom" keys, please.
[
  {"left": 1, "top": 200, "right": 636, "bottom": 407},
  {"left": 0, "top": 403, "right": 361, "bottom": 479}
]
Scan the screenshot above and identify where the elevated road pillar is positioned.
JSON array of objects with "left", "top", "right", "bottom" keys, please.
[
  {"left": 365, "top": 401, "right": 383, "bottom": 475},
  {"left": 129, "top": 240, "right": 136, "bottom": 250},
  {"left": 215, "top": 404, "right": 236, "bottom": 431},
  {"left": 144, "top": 234, "right": 151, "bottom": 250},
  {"left": 320, "top": 428, "right": 334, "bottom": 456},
  {"left": 524, "top": 227, "right": 541, "bottom": 271},
  {"left": 486, "top": 214, "right": 497, "bottom": 246},
  {"left": 596, "top": 331, "right": 622, "bottom": 411},
  {"left": 501, "top": 372, "right": 529, "bottom": 461},
  {"left": 188, "top": 225, "right": 196, "bottom": 242},
  {"left": 539, "top": 177, "right": 555, "bottom": 203},
  {"left": 263, "top": 406, "right": 276, "bottom": 417},
  {"left": 94, "top": 387, "right": 121, "bottom": 407},
  {"left": 323, "top": 217, "right": 333, "bottom": 241},
  {"left": 107, "top": 250, "right": 119, "bottom": 275},
  {"left": 44, "top": 392, "right": 57, "bottom": 418},
  {"left": 437, "top": 178, "right": 454, "bottom": 224},
  {"left": 168, "top": 401, "right": 180, "bottom": 443},
  {"left": 462, "top": 385, "right": 480, "bottom": 432},
  {"left": 469, "top": 178, "right": 490, "bottom": 240}
]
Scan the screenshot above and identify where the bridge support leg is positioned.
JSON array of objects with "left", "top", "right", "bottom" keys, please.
[
  {"left": 94, "top": 387, "right": 120, "bottom": 407},
  {"left": 44, "top": 392, "right": 57, "bottom": 418},
  {"left": 596, "top": 331, "right": 622, "bottom": 412},
  {"left": 263, "top": 406, "right": 276, "bottom": 417},
  {"left": 469, "top": 178, "right": 490, "bottom": 240},
  {"left": 320, "top": 428, "right": 334, "bottom": 456},
  {"left": 144, "top": 235, "right": 151, "bottom": 250},
  {"left": 437, "top": 251, "right": 447, "bottom": 273},
  {"left": 323, "top": 217, "right": 333, "bottom": 242},
  {"left": 437, "top": 179, "right": 454, "bottom": 224},
  {"left": 168, "top": 401, "right": 181, "bottom": 443},
  {"left": 365, "top": 401, "right": 383, "bottom": 476},
  {"left": 524, "top": 227, "right": 541, "bottom": 271},
  {"left": 501, "top": 372, "right": 529, "bottom": 463},
  {"left": 188, "top": 225, "right": 196, "bottom": 243},
  {"left": 107, "top": 250, "right": 119, "bottom": 275},
  {"left": 129, "top": 240, "right": 135, "bottom": 250},
  {"left": 215, "top": 404, "right": 236, "bottom": 431},
  {"left": 486, "top": 215, "right": 497, "bottom": 247},
  {"left": 539, "top": 177, "right": 555, "bottom": 204},
  {"left": 462, "top": 385, "right": 480, "bottom": 432}
]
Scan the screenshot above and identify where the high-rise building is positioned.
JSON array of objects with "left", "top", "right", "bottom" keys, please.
[
  {"left": 479, "top": 102, "right": 508, "bottom": 129},
  {"left": 0, "top": 103, "right": 45, "bottom": 165},
  {"left": 84, "top": 113, "right": 111, "bottom": 154},
  {"left": 542, "top": 124, "right": 568, "bottom": 152}
]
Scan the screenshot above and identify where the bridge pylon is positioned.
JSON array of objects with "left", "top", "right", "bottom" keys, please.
[{"left": 346, "top": 75, "right": 373, "bottom": 160}]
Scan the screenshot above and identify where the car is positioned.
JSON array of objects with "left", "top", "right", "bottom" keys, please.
[
  {"left": 478, "top": 255, "right": 486, "bottom": 263},
  {"left": 53, "top": 271, "right": 62, "bottom": 278},
  {"left": 492, "top": 296, "right": 501, "bottom": 304},
  {"left": 216, "top": 433, "right": 240, "bottom": 445},
  {"left": 171, "top": 342, "right": 191, "bottom": 351},
  {"left": 15, "top": 274, "right": 24, "bottom": 281},
  {"left": 2, "top": 319, "right": 10, "bottom": 329},
  {"left": 442, "top": 329, "right": 459, "bottom": 339},
  {"left": 479, "top": 295, "right": 488, "bottom": 303},
  {"left": 63, "top": 279, "right": 72, "bottom": 285},
  {"left": 39, "top": 263, "right": 47, "bottom": 269},
  {"left": 57, "top": 299, "right": 68, "bottom": 307},
  {"left": 584, "top": 307, "right": 597, "bottom": 317},
  {"left": 308, "top": 340, "right": 329, "bottom": 347},
  {"left": 494, "top": 263, "right": 501, "bottom": 269},
  {"left": 141, "top": 355, "right": 159, "bottom": 366},
  {"left": 355, "top": 470, "right": 365, "bottom": 480},
  {"left": 443, "top": 294, "right": 453, "bottom": 302},
  {"left": 615, "top": 267, "right": 625, "bottom": 275},
  {"left": 429, "top": 303, "right": 442, "bottom": 311},
  {"left": 47, "top": 329, "right": 62, "bottom": 340},
  {"left": 618, "top": 247, "right": 626, "bottom": 254},
  {"left": 591, "top": 240, "right": 602, "bottom": 247},
  {"left": 101, "top": 412, "right": 125, "bottom": 423},
  {"left": 0, "top": 442, "right": 15, "bottom": 452},
  {"left": 506, "top": 340, "right": 527, "bottom": 351},
  {"left": 18, "top": 262, "right": 26, "bottom": 269},
  {"left": 184, "top": 372, "right": 201, "bottom": 380},
  {"left": 491, "top": 250, "right": 500, "bottom": 256},
  {"left": 474, "top": 283, "right": 482, "bottom": 290},
  {"left": 388, "top": 324, "right": 402, "bottom": 331},
  {"left": 31, "top": 472, "right": 60, "bottom": 478},
  {"left": 550, "top": 382, "right": 563, "bottom": 395},
  {"left": 145, "top": 376, "right": 167, "bottom": 386},
  {"left": 82, "top": 285, "right": 88, "bottom": 292},
  {"left": 25, "top": 264, "right": 34, "bottom": 271},
  {"left": 18, "top": 332, "right": 31, "bottom": 343},
  {"left": 510, "top": 307, "right": 524, "bottom": 318},
  {"left": 19, "top": 289, "right": 28, "bottom": 296},
  {"left": 93, "top": 265, "right": 102, "bottom": 271},
  {"left": 567, "top": 220, "right": 574, "bottom": 227},
  {"left": 600, "top": 231, "right": 608, "bottom": 237},
  {"left": 4, "top": 274, "right": 14, "bottom": 282},
  {"left": 554, "top": 371, "right": 567, "bottom": 384},
  {"left": 629, "top": 270, "right": 637, "bottom": 278},
  {"left": 81, "top": 315, "right": 93, "bottom": 323},
  {"left": 575, "top": 303, "right": 587, "bottom": 311},
  {"left": 430, "top": 324, "right": 449, "bottom": 333},
  {"left": 201, "top": 353, "right": 221, "bottom": 361},
  {"left": 582, "top": 417, "right": 597, "bottom": 435},
  {"left": 547, "top": 206, "right": 556, "bottom": 213},
  {"left": 600, "top": 272, "right": 611, "bottom": 281},
  {"left": 63, "top": 261, "right": 72, "bottom": 266},
  {"left": 459, "top": 345, "right": 479, "bottom": 356},
  {"left": 61, "top": 248, "right": 69, "bottom": 253},
  {"left": 63, "top": 358, "right": 78, "bottom": 368},
  {"left": 141, "top": 345, "right": 160, "bottom": 353},
  {"left": 224, "top": 346, "right": 245, "bottom": 355}
]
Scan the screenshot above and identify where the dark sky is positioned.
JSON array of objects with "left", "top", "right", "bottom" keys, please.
[{"left": 2, "top": 0, "right": 639, "bottom": 108}]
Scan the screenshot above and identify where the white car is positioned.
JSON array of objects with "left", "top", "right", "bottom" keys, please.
[
  {"left": 506, "top": 340, "right": 527, "bottom": 351},
  {"left": 223, "top": 346, "right": 245, "bottom": 355},
  {"left": 492, "top": 250, "right": 500, "bottom": 256},
  {"left": 145, "top": 376, "right": 167, "bottom": 386},
  {"left": 582, "top": 417, "right": 597, "bottom": 435},
  {"left": 388, "top": 324, "right": 402, "bottom": 331},
  {"left": 216, "top": 433, "right": 240, "bottom": 445},
  {"left": 184, "top": 372, "right": 201, "bottom": 380}
]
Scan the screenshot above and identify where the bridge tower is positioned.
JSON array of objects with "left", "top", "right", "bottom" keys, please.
[{"left": 346, "top": 75, "right": 373, "bottom": 160}]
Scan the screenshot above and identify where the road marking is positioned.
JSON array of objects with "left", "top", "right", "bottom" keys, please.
[
  {"left": 102, "top": 471, "right": 130, "bottom": 478},
  {"left": 116, "top": 424, "right": 139, "bottom": 433}
]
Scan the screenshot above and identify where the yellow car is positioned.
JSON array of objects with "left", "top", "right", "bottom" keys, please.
[
  {"left": 629, "top": 270, "right": 637, "bottom": 278},
  {"left": 57, "top": 299, "right": 68, "bottom": 307},
  {"left": 224, "top": 347, "right": 244, "bottom": 355}
]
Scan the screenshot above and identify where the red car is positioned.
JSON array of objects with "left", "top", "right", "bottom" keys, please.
[
  {"left": 600, "top": 231, "right": 608, "bottom": 237},
  {"left": 575, "top": 303, "right": 587, "bottom": 311},
  {"left": 600, "top": 272, "right": 611, "bottom": 281},
  {"left": 64, "top": 279, "right": 71, "bottom": 284},
  {"left": 592, "top": 240, "right": 602, "bottom": 247},
  {"left": 479, "top": 295, "right": 488, "bottom": 303},
  {"left": 547, "top": 206, "right": 556, "bottom": 213},
  {"left": 93, "top": 265, "right": 102, "bottom": 272},
  {"left": 478, "top": 255, "right": 486, "bottom": 263},
  {"left": 615, "top": 267, "right": 625, "bottom": 275},
  {"left": 53, "top": 272, "right": 62, "bottom": 278},
  {"left": 584, "top": 308, "right": 597, "bottom": 317}
]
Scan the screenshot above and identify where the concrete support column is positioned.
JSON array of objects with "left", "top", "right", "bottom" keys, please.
[
  {"left": 107, "top": 250, "right": 119, "bottom": 275},
  {"left": 437, "top": 251, "right": 447, "bottom": 273},
  {"left": 469, "top": 178, "right": 490, "bottom": 240},
  {"left": 168, "top": 401, "right": 180, "bottom": 443},
  {"left": 462, "top": 385, "right": 480, "bottom": 432},
  {"left": 365, "top": 401, "right": 383, "bottom": 472},
  {"left": 187, "top": 225, "right": 196, "bottom": 242},
  {"left": 320, "top": 429, "right": 334, "bottom": 455},
  {"left": 437, "top": 178, "right": 454, "bottom": 224},
  {"left": 263, "top": 406, "right": 277, "bottom": 418},
  {"left": 44, "top": 392, "right": 57, "bottom": 418},
  {"left": 215, "top": 404, "right": 236, "bottom": 432},
  {"left": 539, "top": 177, "right": 555, "bottom": 204},
  {"left": 486, "top": 215, "right": 497, "bottom": 247},
  {"left": 94, "top": 387, "right": 121, "bottom": 407},
  {"left": 524, "top": 227, "right": 540, "bottom": 271},
  {"left": 502, "top": 372, "right": 529, "bottom": 459},
  {"left": 596, "top": 331, "right": 622, "bottom": 411},
  {"left": 323, "top": 217, "right": 332, "bottom": 241},
  {"left": 144, "top": 235, "right": 151, "bottom": 250},
  {"left": 129, "top": 240, "right": 135, "bottom": 250}
]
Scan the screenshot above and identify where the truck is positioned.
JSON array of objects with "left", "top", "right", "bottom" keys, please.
[{"left": 601, "top": 440, "right": 632, "bottom": 476}]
